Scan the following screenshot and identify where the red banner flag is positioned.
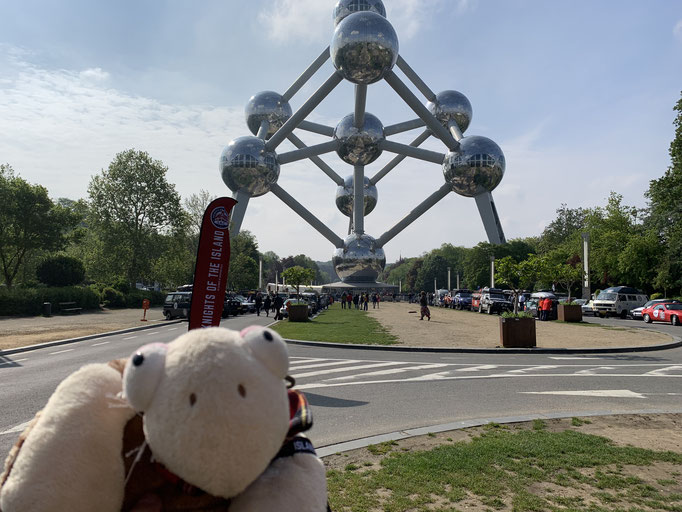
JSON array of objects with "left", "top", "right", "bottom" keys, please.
[{"left": 188, "top": 197, "right": 237, "bottom": 331}]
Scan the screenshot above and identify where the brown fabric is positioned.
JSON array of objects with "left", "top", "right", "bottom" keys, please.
[{"left": 121, "top": 415, "right": 231, "bottom": 511}]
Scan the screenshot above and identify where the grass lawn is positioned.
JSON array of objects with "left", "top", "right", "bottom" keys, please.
[
  {"left": 326, "top": 421, "right": 682, "bottom": 511},
  {"left": 271, "top": 303, "right": 398, "bottom": 345}
]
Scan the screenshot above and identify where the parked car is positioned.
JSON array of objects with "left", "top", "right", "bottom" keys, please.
[
  {"left": 470, "top": 290, "right": 482, "bottom": 312},
  {"left": 279, "top": 298, "right": 311, "bottom": 318},
  {"left": 592, "top": 286, "right": 648, "bottom": 319},
  {"left": 233, "top": 294, "right": 256, "bottom": 313},
  {"left": 642, "top": 302, "right": 682, "bottom": 325},
  {"left": 222, "top": 297, "right": 242, "bottom": 318},
  {"left": 163, "top": 291, "right": 192, "bottom": 320},
  {"left": 631, "top": 299, "right": 680, "bottom": 320},
  {"left": 478, "top": 287, "right": 513, "bottom": 315},
  {"left": 452, "top": 289, "right": 472, "bottom": 310}
]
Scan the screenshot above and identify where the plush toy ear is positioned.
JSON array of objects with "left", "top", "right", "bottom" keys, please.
[
  {"left": 122, "top": 343, "right": 168, "bottom": 412},
  {"left": 240, "top": 326, "right": 289, "bottom": 380}
]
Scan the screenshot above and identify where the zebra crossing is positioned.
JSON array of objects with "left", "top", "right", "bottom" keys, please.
[{"left": 289, "top": 356, "right": 682, "bottom": 391}]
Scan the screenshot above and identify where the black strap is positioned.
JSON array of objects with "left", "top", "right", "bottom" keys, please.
[{"left": 274, "top": 435, "right": 317, "bottom": 460}]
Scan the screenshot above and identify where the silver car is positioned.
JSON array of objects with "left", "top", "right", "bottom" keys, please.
[{"left": 631, "top": 299, "right": 680, "bottom": 320}]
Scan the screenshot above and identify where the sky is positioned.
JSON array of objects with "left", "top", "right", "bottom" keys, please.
[{"left": 1, "top": 0, "right": 681, "bottom": 263}]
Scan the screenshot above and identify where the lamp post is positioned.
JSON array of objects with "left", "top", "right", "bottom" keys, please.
[
  {"left": 447, "top": 267, "right": 451, "bottom": 291},
  {"left": 582, "top": 232, "right": 590, "bottom": 300},
  {"left": 490, "top": 255, "right": 495, "bottom": 288}
]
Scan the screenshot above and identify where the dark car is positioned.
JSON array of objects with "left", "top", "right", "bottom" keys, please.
[
  {"left": 452, "top": 289, "right": 472, "bottom": 310},
  {"left": 163, "top": 291, "right": 192, "bottom": 320},
  {"left": 478, "top": 287, "right": 513, "bottom": 315}
]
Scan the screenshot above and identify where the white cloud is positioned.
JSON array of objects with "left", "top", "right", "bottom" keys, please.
[
  {"left": 257, "top": 0, "right": 464, "bottom": 44},
  {"left": 258, "top": 0, "right": 332, "bottom": 43},
  {"left": 79, "top": 67, "right": 110, "bottom": 82},
  {"left": 675, "top": 19, "right": 682, "bottom": 40}
]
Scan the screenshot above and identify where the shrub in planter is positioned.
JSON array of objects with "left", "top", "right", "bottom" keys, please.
[{"left": 499, "top": 312, "right": 536, "bottom": 348}]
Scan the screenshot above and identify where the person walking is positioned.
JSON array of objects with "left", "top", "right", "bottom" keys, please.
[
  {"left": 273, "top": 294, "right": 284, "bottom": 320},
  {"left": 419, "top": 291, "right": 431, "bottom": 321},
  {"left": 341, "top": 293, "right": 346, "bottom": 309},
  {"left": 263, "top": 294, "right": 271, "bottom": 317},
  {"left": 363, "top": 293, "right": 369, "bottom": 311},
  {"left": 376, "top": 293, "right": 380, "bottom": 309},
  {"left": 353, "top": 293, "right": 359, "bottom": 310},
  {"left": 255, "top": 292, "right": 263, "bottom": 316},
  {"left": 372, "top": 293, "right": 378, "bottom": 309}
]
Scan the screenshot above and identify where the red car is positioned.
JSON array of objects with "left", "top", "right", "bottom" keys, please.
[{"left": 642, "top": 302, "right": 682, "bottom": 326}]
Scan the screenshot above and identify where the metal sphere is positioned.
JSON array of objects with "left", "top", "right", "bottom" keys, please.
[
  {"left": 335, "top": 175, "right": 378, "bottom": 217},
  {"left": 220, "top": 136, "right": 279, "bottom": 198},
  {"left": 333, "top": 0, "right": 386, "bottom": 26},
  {"left": 334, "top": 112, "right": 384, "bottom": 165},
  {"left": 245, "top": 91, "right": 292, "bottom": 139},
  {"left": 331, "top": 11, "right": 399, "bottom": 85},
  {"left": 442, "top": 136, "right": 505, "bottom": 197},
  {"left": 427, "top": 90, "right": 473, "bottom": 133},
  {"left": 332, "top": 234, "right": 386, "bottom": 282}
]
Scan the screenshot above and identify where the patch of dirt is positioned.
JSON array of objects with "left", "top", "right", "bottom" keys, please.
[
  {"left": 366, "top": 302, "right": 671, "bottom": 348},
  {"left": 0, "top": 308, "right": 170, "bottom": 350}
]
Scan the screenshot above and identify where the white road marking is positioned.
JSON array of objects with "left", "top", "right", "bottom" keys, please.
[
  {"left": 293, "top": 361, "right": 403, "bottom": 378},
  {"left": 575, "top": 366, "right": 616, "bottom": 375},
  {"left": 49, "top": 349, "right": 74, "bottom": 355},
  {"left": 290, "top": 360, "right": 360, "bottom": 370},
  {"left": 643, "top": 365, "right": 682, "bottom": 376},
  {"left": 123, "top": 336, "right": 138, "bottom": 340},
  {"left": 456, "top": 365, "right": 498, "bottom": 372},
  {"left": 91, "top": 341, "right": 110, "bottom": 347},
  {"left": 0, "top": 358, "right": 28, "bottom": 366},
  {"left": 0, "top": 420, "right": 32, "bottom": 436},
  {"left": 145, "top": 331, "right": 159, "bottom": 336},
  {"left": 329, "top": 363, "right": 449, "bottom": 381},
  {"left": 167, "top": 328, "right": 178, "bottom": 331},
  {"left": 507, "top": 365, "right": 558, "bottom": 374},
  {"left": 549, "top": 357, "right": 605, "bottom": 360},
  {"left": 520, "top": 390, "right": 646, "bottom": 399}
]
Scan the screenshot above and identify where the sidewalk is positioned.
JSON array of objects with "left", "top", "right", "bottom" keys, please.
[{"left": 0, "top": 307, "right": 168, "bottom": 351}]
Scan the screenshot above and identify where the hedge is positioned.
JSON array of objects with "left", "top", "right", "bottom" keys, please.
[{"left": 0, "top": 286, "right": 100, "bottom": 316}]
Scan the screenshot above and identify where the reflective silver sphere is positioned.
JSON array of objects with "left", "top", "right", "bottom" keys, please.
[
  {"left": 442, "top": 136, "right": 505, "bottom": 197},
  {"left": 331, "top": 11, "right": 398, "bottom": 85},
  {"left": 333, "top": 0, "right": 386, "bottom": 26},
  {"left": 334, "top": 112, "right": 384, "bottom": 165},
  {"left": 335, "top": 175, "right": 378, "bottom": 217},
  {"left": 427, "top": 90, "right": 473, "bottom": 133},
  {"left": 245, "top": 91, "right": 292, "bottom": 139},
  {"left": 220, "top": 136, "right": 279, "bottom": 198},
  {"left": 332, "top": 234, "right": 386, "bottom": 282}
]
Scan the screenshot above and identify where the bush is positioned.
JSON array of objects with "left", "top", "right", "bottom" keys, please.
[
  {"left": 111, "top": 278, "right": 131, "bottom": 294},
  {"left": 650, "top": 292, "right": 663, "bottom": 300},
  {"left": 501, "top": 311, "right": 534, "bottom": 319},
  {"left": 0, "top": 286, "right": 99, "bottom": 316},
  {"left": 124, "top": 289, "right": 165, "bottom": 308},
  {"left": 101, "top": 287, "right": 126, "bottom": 308},
  {"left": 36, "top": 255, "right": 85, "bottom": 287}
]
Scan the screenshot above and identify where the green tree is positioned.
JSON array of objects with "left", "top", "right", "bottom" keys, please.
[
  {"left": 281, "top": 254, "right": 323, "bottom": 283},
  {"left": 184, "top": 189, "right": 216, "bottom": 255},
  {"left": 416, "top": 253, "right": 450, "bottom": 293},
  {"left": 645, "top": 91, "right": 682, "bottom": 296},
  {"left": 36, "top": 255, "right": 85, "bottom": 287},
  {"left": 87, "top": 150, "right": 184, "bottom": 284},
  {"left": 281, "top": 265, "right": 316, "bottom": 296},
  {"left": 228, "top": 231, "right": 260, "bottom": 290},
  {"left": 0, "top": 165, "right": 77, "bottom": 287},
  {"left": 495, "top": 255, "right": 539, "bottom": 313}
]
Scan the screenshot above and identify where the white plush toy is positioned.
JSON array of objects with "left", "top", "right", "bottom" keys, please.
[{"left": 0, "top": 326, "right": 328, "bottom": 512}]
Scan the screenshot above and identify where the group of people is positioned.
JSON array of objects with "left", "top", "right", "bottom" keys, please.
[
  {"left": 537, "top": 296, "right": 554, "bottom": 321},
  {"left": 339, "top": 292, "right": 381, "bottom": 311},
  {"left": 252, "top": 291, "right": 284, "bottom": 319}
]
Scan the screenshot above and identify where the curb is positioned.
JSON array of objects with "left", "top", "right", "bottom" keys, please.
[
  {"left": 0, "top": 319, "right": 186, "bottom": 356},
  {"left": 317, "top": 408, "right": 682, "bottom": 457},
  {"left": 285, "top": 335, "right": 682, "bottom": 354}
]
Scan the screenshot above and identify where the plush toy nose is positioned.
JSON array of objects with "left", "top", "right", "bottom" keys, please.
[{"left": 122, "top": 343, "right": 168, "bottom": 412}]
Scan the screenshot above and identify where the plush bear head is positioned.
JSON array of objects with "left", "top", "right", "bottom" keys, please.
[{"left": 122, "top": 325, "right": 291, "bottom": 500}]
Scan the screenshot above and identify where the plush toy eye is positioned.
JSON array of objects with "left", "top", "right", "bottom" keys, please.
[
  {"left": 123, "top": 343, "right": 168, "bottom": 412},
  {"left": 240, "top": 327, "right": 289, "bottom": 379}
]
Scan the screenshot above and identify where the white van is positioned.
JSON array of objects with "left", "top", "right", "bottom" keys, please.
[{"left": 591, "top": 286, "right": 648, "bottom": 319}]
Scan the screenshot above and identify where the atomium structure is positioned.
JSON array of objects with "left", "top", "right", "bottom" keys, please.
[{"left": 220, "top": 0, "right": 506, "bottom": 286}]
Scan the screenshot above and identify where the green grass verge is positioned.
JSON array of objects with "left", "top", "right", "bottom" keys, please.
[
  {"left": 327, "top": 428, "right": 682, "bottom": 511},
  {"left": 270, "top": 303, "right": 398, "bottom": 345}
]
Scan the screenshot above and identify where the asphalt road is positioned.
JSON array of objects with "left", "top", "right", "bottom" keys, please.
[{"left": 1, "top": 313, "right": 681, "bottom": 460}]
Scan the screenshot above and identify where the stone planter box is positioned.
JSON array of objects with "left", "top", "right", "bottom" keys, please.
[
  {"left": 558, "top": 304, "right": 582, "bottom": 322},
  {"left": 499, "top": 317, "right": 536, "bottom": 348},
  {"left": 287, "top": 304, "right": 309, "bottom": 322}
]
